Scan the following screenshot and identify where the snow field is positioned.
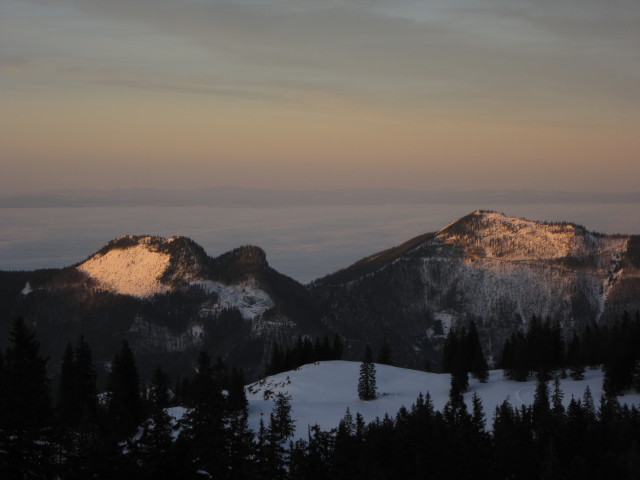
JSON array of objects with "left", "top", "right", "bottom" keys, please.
[{"left": 245, "top": 361, "right": 640, "bottom": 440}]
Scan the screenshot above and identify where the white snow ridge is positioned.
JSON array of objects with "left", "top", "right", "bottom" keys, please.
[{"left": 78, "top": 241, "right": 172, "bottom": 297}]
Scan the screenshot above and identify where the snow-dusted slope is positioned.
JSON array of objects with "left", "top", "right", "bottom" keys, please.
[
  {"left": 78, "top": 240, "right": 172, "bottom": 297},
  {"left": 437, "top": 210, "right": 625, "bottom": 261},
  {"left": 49, "top": 235, "right": 321, "bottom": 378},
  {"left": 196, "top": 280, "right": 274, "bottom": 320},
  {"left": 312, "top": 210, "right": 638, "bottom": 369},
  {"left": 427, "top": 211, "right": 629, "bottom": 328},
  {"left": 76, "top": 236, "right": 276, "bottom": 321},
  {"left": 246, "top": 361, "right": 640, "bottom": 440}
]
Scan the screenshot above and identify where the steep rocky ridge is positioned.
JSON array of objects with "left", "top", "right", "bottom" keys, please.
[{"left": 311, "top": 211, "right": 639, "bottom": 369}]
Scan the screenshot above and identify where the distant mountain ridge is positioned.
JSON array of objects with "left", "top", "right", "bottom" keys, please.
[
  {"left": 311, "top": 210, "right": 640, "bottom": 369},
  {"left": 1, "top": 211, "right": 639, "bottom": 382},
  {"left": 0, "top": 235, "right": 325, "bottom": 382}
]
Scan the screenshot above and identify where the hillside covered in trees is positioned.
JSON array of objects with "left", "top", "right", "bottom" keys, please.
[{"left": 2, "top": 313, "right": 640, "bottom": 478}]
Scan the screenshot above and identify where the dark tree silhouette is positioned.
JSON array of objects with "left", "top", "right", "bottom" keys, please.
[
  {"left": 107, "top": 340, "right": 142, "bottom": 440},
  {"left": 0, "top": 318, "right": 53, "bottom": 477},
  {"left": 358, "top": 345, "right": 377, "bottom": 401}
]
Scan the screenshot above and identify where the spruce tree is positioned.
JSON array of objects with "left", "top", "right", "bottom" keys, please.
[
  {"left": 254, "top": 419, "right": 270, "bottom": 479},
  {"left": 137, "top": 366, "right": 176, "bottom": 480},
  {"left": 107, "top": 340, "right": 142, "bottom": 440},
  {"left": 468, "top": 321, "right": 489, "bottom": 382},
  {"left": 358, "top": 345, "right": 377, "bottom": 401},
  {"left": 567, "top": 332, "right": 586, "bottom": 380},
  {"left": 263, "top": 393, "right": 295, "bottom": 480},
  {"left": 442, "top": 328, "right": 459, "bottom": 373},
  {"left": 1, "top": 318, "right": 52, "bottom": 431},
  {"left": 450, "top": 337, "right": 469, "bottom": 393},
  {"left": 177, "top": 351, "right": 226, "bottom": 478},
  {"left": 227, "top": 367, "right": 249, "bottom": 413},
  {"left": 147, "top": 364, "right": 171, "bottom": 410},
  {"left": 58, "top": 336, "right": 99, "bottom": 431},
  {"left": 74, "top": 335, "right": 98, "bottom": 425},
  {"left": 471, "top": 392, "right": 486, "bottom": 432},
  {"left": 58, "top": 342, "right": 78, "bottom": 427},
  {"left": 0, "top": 318, "right": 53, "bottom": 477},
  {"left": 551, "top": 376, "right": 565, "bottom": 418},
  {"left": 269, "top": 393, "right": 295, "bottom": 443},
  {"left": 334, "top": 408, "right": 359, "bottom": 479},
  {"left": 225, "top": 373, "right": 254, "bottom": 480},
  {"left": 532, "top": 376, "right": 552, "bottom": 443}
]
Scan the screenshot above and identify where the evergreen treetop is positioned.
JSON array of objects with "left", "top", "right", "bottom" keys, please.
[{"left": 358, "top": 345, "right": 377, "bottom": 401}]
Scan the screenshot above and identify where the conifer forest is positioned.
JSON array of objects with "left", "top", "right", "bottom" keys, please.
[{"left": 2, "top": 313, "right": 640, "bottom": 479}]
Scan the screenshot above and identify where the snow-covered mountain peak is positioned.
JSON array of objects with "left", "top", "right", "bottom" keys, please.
[
  {"left": 78, "top": 241, "right": 171, "bottom": 297},
  {"left": 436, "top": 210, "right": 613, "bottom": 261},
  {"left": 76, "top": 235, "right": 209, "bottom": 297}
]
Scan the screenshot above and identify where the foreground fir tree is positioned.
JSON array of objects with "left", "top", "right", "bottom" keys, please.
[
  {"left": 442, "top": 322, "right": 486, "bottom": 389},
  {"left": 358, "top": 345, "right": 377, "bottom": 401},
  {"left": 107, "top": 340, "right": 142, "bottom": 440},
  {"left": 58, "top": 343, "right": 78, "bottom": 427},
  {"left": 468, "top": 321, "right": 489, "bottom": 382},
  {"left": 177, "top": 351, "right": 226, "bottom": 478},
  {"left": 58, "top": 335, "right": 99, "bottom": 429},
  {"left": 255, "top": 393, "right": 295, "bottom": 480},
  {"left": 136, "top": 365, "right": 178, "bottom": 480},
  {"left": 567, "top": 332, "right": 586, "bottom": 380},
  {"left": 0, "top": 318, "right": 53, "bottom": 478}
]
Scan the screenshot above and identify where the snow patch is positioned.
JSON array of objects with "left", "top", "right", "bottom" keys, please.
[
  {"left": 21, "top": 282, "right": 33, "bottom": 295},
  {"left": 196, "top": 280, "right": 274, "bottom": 320},
  {"left": 77, "top": 244, "right": 171, "bottom": 297},
  {"left": 433, "top": 312, "right": 458, "bottom": 335}
]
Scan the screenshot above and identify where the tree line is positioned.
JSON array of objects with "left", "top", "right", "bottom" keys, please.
[
  {"left": 266, "top": 335, "right": 394, "bottom": 379},
  {"left": 288, "top": 378, "right": 640, "bottom": 480},
  {"left": 0, "top": 317, "right": 294, "bottom": 479},
  {"left": 3, "top": 314, "right": 640, "bottom": 479},
  {"left": 265, "top": 334, "right": 344, "bottom": 376},
  {"left": 499, "top": 312, "right": 640, "bottom": 397},
  {"left": 441, "top": 320, "right": 489, "bottom": 393}
]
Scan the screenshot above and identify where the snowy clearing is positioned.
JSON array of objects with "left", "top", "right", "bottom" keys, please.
[{"left": 245, "top": 361, "right": 640, "bottom": 440}]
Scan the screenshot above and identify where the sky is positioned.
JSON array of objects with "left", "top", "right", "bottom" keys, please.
[{"left": 1, "top": 0, "right": 639, "bottom": 194}]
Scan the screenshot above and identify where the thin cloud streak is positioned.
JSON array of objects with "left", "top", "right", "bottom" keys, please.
[{"left": 17, "top": 0, "right": 640, "bottom": 112}]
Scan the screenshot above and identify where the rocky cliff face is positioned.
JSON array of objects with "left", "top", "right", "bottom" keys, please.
[{"left": 311, "top": 211, "right": 640, "bottom": 369}]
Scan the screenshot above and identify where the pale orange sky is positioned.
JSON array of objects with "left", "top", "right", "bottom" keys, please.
[{"left": 1, "top": 0, "right": 639, "bottom": 194}]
